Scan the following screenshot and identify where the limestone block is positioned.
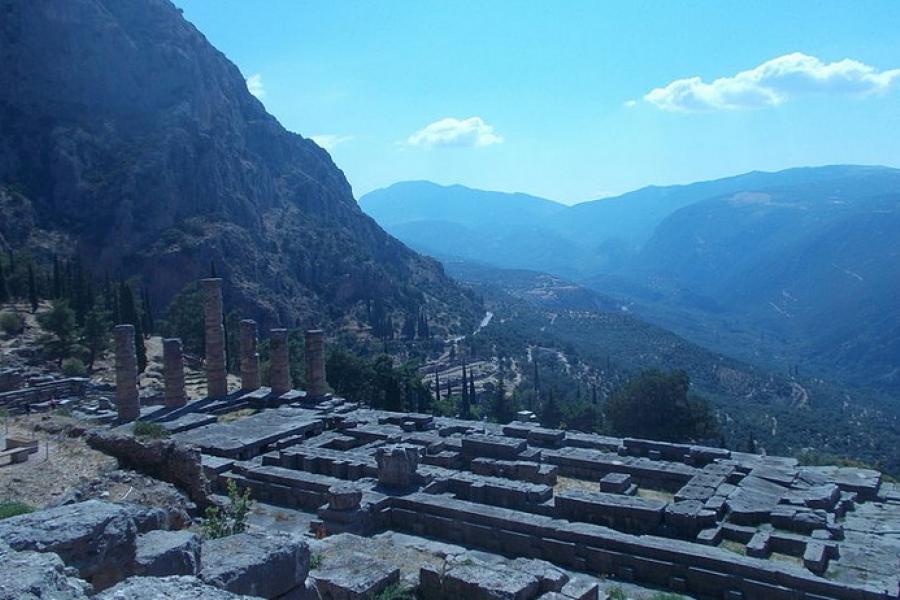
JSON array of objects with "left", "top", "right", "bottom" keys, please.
[
  {"left": 97, "top": 576, "right": 257, "bottom": 599},
  {"left": 200, "top": 531, "right": 309, "bottom": 598},
  {"left": 133, "top": 530, "right": 200, "bottom": 577}
]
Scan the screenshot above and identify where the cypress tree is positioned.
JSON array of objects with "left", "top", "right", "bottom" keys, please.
[
  {"left": 0, "top": 259, "right": 8, "bottom": 303},
  {"left": 52, "top": 256, "right": 62, "bottom": 299},
  {"left": 434, "top": 369, "right": 441, "bottom": 403},
  {"left": 118, "top": 281, "right": 147, "bottom": 372},
  {"left": 27, "top": 263, "right": 38, "bottom": 313},
  {"left": 533, "top": 356, "right": 541, "bottom": 394},
  {"left": 445, "top": 378, "right": 452, "bottom": 400},
  {"left": 469, "top": 370, "right": 476, "bottom": 400}
]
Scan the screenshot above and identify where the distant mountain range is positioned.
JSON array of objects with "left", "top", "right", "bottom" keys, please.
[
  {"left": 0, "top": 0, "right": 480, "bottom": 333},
  {"left": 361, "top": 166, "right": 900, "bottom": 392}
]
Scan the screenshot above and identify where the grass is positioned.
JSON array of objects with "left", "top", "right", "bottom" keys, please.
[
  {"left": 133, "top": 421, "right": 170, "bottom": 439},
  {"left": 374, "top": 584, "right": 416, "bottom": 600},
  {"left": 309, "top": 552, "right": 323, "bottom": 569},
  {"left": 0, "top": 501, "right": 34, "bottom": 520},
  {"left": 219, "top": 408, "right": 257, "bottom": 423},
  {"left": 608, "top": 587, "right": 627, "bottom": 600}
]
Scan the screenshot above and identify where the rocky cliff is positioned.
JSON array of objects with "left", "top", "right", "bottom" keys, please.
[{"left": 0, "top": 0, "right": 479, "bottom": 331}]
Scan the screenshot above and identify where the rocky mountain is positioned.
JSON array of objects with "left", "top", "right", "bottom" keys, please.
[
  {"left": 0, "top": 0, "right": 479, "bottom": 332},
  {"left": 362, "top": 166, "right": 900, "bottom": 392}
]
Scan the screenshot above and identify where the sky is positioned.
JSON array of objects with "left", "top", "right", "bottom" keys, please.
[{"left": 174, "top": 1, "right": 900, "bottom": 205}]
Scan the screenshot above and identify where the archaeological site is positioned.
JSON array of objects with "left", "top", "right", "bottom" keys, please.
[{"left": 0, "top": 278, "right": 897, "bottom": 600}]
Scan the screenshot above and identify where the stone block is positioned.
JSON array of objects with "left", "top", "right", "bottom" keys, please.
[
  {"left": 0, "top": 544, "right": 91, "bottom": 600},
  {"left": 328, "top": 485, "right": 362, "bottom": 511},
  {"left": 97, "top": 575, "right": 256, "bottom": 599},
  {"left": 200, "top": 531, "right": 309, "bottom": 598},
  {"left": 311, "top": 553, "right": 399, "bottom": 600},
  {"left": 133, "top": 529, "right": 200, "bottom": 577}
]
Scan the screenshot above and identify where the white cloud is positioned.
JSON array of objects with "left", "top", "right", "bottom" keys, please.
[
  {"left": 246, "top": 73, "right": 265, "bottom": 99},
  {"left": 407, "top": 117, "right": 503, "bottom": 148},
  {"left": 644, "top": 52, "right": 900, "bottom": 112},
  {"left": 623, "top": 99, "right": 638, "bottom": 108},
  {"left": 310, "top": 134, "right": 353, "bottom": 151}
]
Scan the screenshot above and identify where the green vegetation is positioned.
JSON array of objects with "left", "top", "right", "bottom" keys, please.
[
  {"left": 607, "top": 587, "right": 627, "bottom": 600},
  {"left": 133, "top": 421, "right": 170, "bottom": 439},
  {"left": 605, "top": 370, "right": 719, "bottom": 442},
  {"left": 0, "top": 311, "right": 24, "bottom": 335},
  {"left": 202, "top": 479, "right": 254, "bottom": 539},
  {"left": 61, "top": 357, "right": 87, "bottom": 377},
  {"left": 0, "top": 501, "right": 34, "bottom": 520},
  {"left": 374, "top": 584, "right": 416, "bottom": 600},
  {"left": 309, "top": 552, "right": 323, "bottom": 569}
]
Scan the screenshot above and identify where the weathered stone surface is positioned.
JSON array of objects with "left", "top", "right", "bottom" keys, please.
[
  {"left": 114, "top": 324, "right": 140, "bottom": 422},
  {"left": 269, "top": 329, "right": 291, "bottom": 396},
  {"left": 328, "top": 485, "right": 362, "bottom": 511},
  {"left": 0, "top": 543, "right": 91, "bottom": 600},
  {"left": 86, "top": 429, "right": 210, "bottom": 505},
  {"left": 420, "top": 561, "right": 540, "bottom": 600},
  {"left": 203, "top": 278, "right": 228, "bottom": 399},
  {"left": 162, "top": 338, "right": 187, "bottom": 408},
  {"left": 509, "top": 557, "right": 569, "bottom": 593},
  {"left": 239, "top": 319, "right": 261, "bottom": 392},
  {"left": 375, "top": 445, "right": 419, "bottom": 488},
  {"left": 0, "top": 500, "right": 141, "bottom": 590},
  {"left": 310, "top": 553, "right": 399, "bottom": 600},
  {"left": 97, "top": 576, "right": 257, "bottom": 599},
  {"left": 200, "top": 531, "right": 309, "bottom": 598},
  {"left": 133, "top": 530, "right": 200, "bottom": 577},
  {"left": 305, "top": 329, "right": 328, "bottom": 397}
]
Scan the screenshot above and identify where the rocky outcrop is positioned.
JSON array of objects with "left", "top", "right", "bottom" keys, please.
[
  {"left": 0, "top": 0, "right": 480, "bottom": 332},
  {"left": 200, "top": 531, "right": 310, "bottom": 598},
  {"left": 86, "top": 428, "right": 210, "bottom": 506},
  {"left": 96, "top": 576, "right": 257, "bottom": 600}
]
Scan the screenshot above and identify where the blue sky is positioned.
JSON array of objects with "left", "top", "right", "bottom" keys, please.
[{"left": 175, "top": 1, "right": 900, "bottom": 204}]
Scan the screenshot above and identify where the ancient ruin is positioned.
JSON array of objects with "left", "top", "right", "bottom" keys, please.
[
  {"left": 2, "top": 278, "right": 899, "bottom": 599},
  {"left": 202, "top": 278, "right": 228, "bottom": 399}
]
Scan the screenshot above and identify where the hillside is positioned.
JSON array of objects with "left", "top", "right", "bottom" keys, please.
[
  {"left": 446, "top": 261, "right": 900, "bottom": 474},
  {"left": 0, "top": 0, "right": 480, "bottom": 333}
]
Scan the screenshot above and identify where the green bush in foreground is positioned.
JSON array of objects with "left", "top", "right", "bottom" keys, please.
[
  {"left": 0, "top": 501, "right": 35, "bottom": 520},
  {"left": 202, "top": 479, "right": 254, "bottom": 539},
  {"left": 0, "top": 311, "right": 24, "bottom": 335},
  {"left": 61, "top": 357, "right": 87, "bottom": 377}
]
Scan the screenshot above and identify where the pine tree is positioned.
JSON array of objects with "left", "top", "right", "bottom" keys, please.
[
  {"left": 0, "top": 259, "right": 8, "bottom": 304},
  {"left": 118, "top": 281, "right": 147, "bottom": 372},
  {"left": 27, "top": 263, "right": 38, "bottom": 313}
]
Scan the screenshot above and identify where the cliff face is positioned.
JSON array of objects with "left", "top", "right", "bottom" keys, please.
[{"left": 0, "top": 0, "right": 478, "bottom": 330}]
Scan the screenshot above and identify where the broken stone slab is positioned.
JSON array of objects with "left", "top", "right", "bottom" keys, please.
[
  {"left": 96, "top": 575, "right": 258, "bottom": 599},
  {"left": 133, "top": 529, "right": 201, "bottom": 577},
  {"left": 310, "top": 552, "right": 399, "bottom": 600},
  {"left": 559, "top": 576, "right": 600, "bottom": 600},
  {"left": 0, "top": 500, "right": 142, "bottom": 590},
  {"left": 510, "top": 557, "right": 569, "bottom": 593},
  {"left": 0, "top": 543, "right": 91, "bottom": 600},
  {"left": 599, "top": 473, "right": 632, "bottom": 494},
  {"left": 375, "top": 445, "right": 420, "bottom": 488},
  {"left": 200, "top": 530, "right": 309, "bottom": 598},
  {"left": 328, "top": 485, "right": 363, "bottom": 511},
  {"left": 803, "top": 541, "right": 829, "bottom": 575},
  {"left": 746, "top": 531, "right": 771, "bottom": 558},
  {"left": 420, "top": 561, "right": 540, "bottom": 600}
]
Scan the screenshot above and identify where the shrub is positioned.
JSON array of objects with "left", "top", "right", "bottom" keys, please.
[
  {"left": 0, "top": 311, "right": 24, "bottom": 335},
  {"left": 0, "top": 501, "right": 34, "bottom": 520},
  {"left": 133, "top": 421, "right": 170, "bottom": 439},
  {"left": 202, "top": 479, "right": 254, "bottom": 539},
  {"left": 374, "top": 584, "right": 416, "bottom": 600},
  {"left": 607, "top": 587, "right": 627, "bottom": 600},
  {"left": 61, "top": 357, "right": 87, "bottom": 377}
]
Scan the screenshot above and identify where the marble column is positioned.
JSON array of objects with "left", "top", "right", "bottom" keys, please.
[
  {"left": 305, "top": 329, "right": 328, "bottom": 397},
  {"left": 269, "top": 328, "right": 291, "bottom": 395},
  {"left": 201, "top": 278, "right": 227, "bottom": 398},
  {"left": 163, "top": 338, "right": 187, "bottom": 408},
  {"left": 114, "top": 324, "right": 140, "bottom": 422},
  {"left": 239, "top": 319, "right": 261, "bottom": 392}
]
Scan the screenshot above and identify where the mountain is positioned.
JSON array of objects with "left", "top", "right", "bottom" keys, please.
[
  {"left": 0, "top": 0, "right": 479, "bottom": 332},
  {"left": 363, "top": 166, "right": 900, "bottom": 392},
  {"left": 608, "top": 167, "right": 900, "bottom": 391}
]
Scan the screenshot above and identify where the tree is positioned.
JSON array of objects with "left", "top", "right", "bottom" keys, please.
[
  {"left": 82, "top": 307, "right": 111, "bottom": 369},
  {"left": 37, "top": 300, "right": 79, "bottom": 363},
  {"left": 118, "top": 281, "right": 147, "bottom": 372},
  {"left": 468, "top": 370, "right": 476, "bottom": 400},
  {"left": 433, "top": 369, "right": 441, "bottom": 403},
  {"left": 540, "top": 389, "right": 563, "bottom": 428},
  {"left": 27, "top": 263, "right": 38, "bottom": 313},
  {"left": 0, "top": 259, "right": 8, "bottom": 303},
  {"left": 604, "top": 369, "right": 720, "bottom": 442},
  {"left": 459, "top": 362, "right": 472, "bottom": 419},
  {"left": 491, "top": 377, "right": 517, "bottom": 423}
]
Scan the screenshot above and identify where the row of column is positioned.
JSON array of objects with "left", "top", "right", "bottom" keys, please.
[{"left": 114, "top": 278, "right": 329, "bottom": 422}]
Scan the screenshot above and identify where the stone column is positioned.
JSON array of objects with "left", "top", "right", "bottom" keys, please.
[
  {"left": 269, "top": 328, "right": 291, "bottom": 395},
  {"left": 202, "top": 278, "right": 227, "bottom": 398},
  {"left": 114, "top": 324, "right": 140, "bottom": 422},
  {"left": 375, "top": 445, "right": 420, "bottom": 488},
  {"left": 163, "top": 338, "right": 187, "bottom": 408},
  {"left": 239, "top": 319, "right": 261, "bottom": 392},
  {"left": 305, "top": 329, "right": 328, "bottom": 397}
]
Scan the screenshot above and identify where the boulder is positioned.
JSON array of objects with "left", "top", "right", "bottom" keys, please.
[
  {"left": 310, "top": 552, "right": 399, "bottom": 600},
  {"left": 200, "top": 531, "right": 309, "bottom": 598},
  {"left": 133, "top": 530, "right": 201, "bottom": 577},
  {"left": 0, "top": 500, "right": 141, "bottom": 590},
  {"left": 0, "top": 543, "right": 91, "bottom": 600},
  {"left": 96, "top": 576, "right": 257, "bottom": 599}
]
